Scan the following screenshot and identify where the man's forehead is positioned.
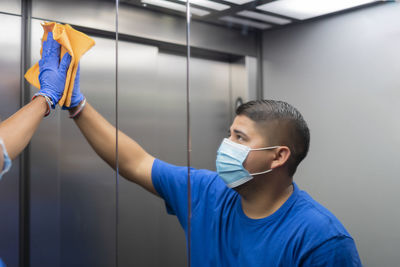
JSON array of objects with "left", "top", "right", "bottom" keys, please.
[{"left": 231, "top": 115, "right": 263, "bottom": 135}]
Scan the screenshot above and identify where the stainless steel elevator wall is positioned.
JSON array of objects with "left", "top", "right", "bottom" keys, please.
[
  {"left": 118, "top": 45, "right": 188, "bottom": 267},
  {"left": 117, "top": 48, "right": 244, "bottom": 266},
  {"left": 29, "top": 20, "right": 117, "bottom": 267},
  {"left": 191, "top": 57, "right": 231, "bottom": 170},
  {"left": 1, "top": 2, "right": 249, "bottom": 266},
  {"left": 0, "top": 14, "right": 21, "bottom": 267},
  {"left": 0, "top": 0, "right": 21, "bottom": 15},
  {"left": 31, "top": 0, "right": 257, "bottom": 56}
]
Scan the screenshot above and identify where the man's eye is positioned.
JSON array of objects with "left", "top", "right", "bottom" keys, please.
[{"left": 237, "top": 135, "right": 243, "bottom": 141}]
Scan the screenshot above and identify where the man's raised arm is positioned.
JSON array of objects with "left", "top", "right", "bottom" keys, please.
[{"left": 69, "top": 101, "right": 157, "bottom": 195}]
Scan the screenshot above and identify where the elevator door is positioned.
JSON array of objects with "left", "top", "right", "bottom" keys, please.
[
  {"left": 27, "top": 23, "right": 243, "bottom": 265},
  {"left": 117, "top": 47, "right": 238, "bottom": 267}
]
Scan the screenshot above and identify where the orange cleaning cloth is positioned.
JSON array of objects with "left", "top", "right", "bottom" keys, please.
[{"left": 25, "top": 22, "right": 95, "bottom": 107}]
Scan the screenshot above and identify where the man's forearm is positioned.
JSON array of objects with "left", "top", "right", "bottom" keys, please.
[
  {"left": 0, "top": 96, "right": 48, "bottom": 159},
  {"left": 71, "top": 102, "right": 118, "bottom": 168},
  {"left": 70, "top": 102, "right": 155, "bottom": 193}
]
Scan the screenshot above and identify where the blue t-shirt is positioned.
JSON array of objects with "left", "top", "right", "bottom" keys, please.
[{"left": 152, "top": 159, "right": 362, "bottom": 267}]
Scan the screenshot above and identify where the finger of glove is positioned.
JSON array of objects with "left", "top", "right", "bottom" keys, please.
[
  {"left": 74, "top": 63, "right": 80, "bottom": 86},
  {"left": 41, "top": 33, "right": 60, "bottom": 69},
  {"left": 58, "top": 53, "right": 71, "bottom": 76},
  {"left": 63, "top": 63, "right": 83, "bottom": 109}
]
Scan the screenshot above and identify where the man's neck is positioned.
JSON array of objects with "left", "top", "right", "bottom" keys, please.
[{"left": 236, "top": 174, "right": 293, "bottom": 219}]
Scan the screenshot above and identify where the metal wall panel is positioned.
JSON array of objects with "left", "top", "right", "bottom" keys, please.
[
  {"left": 29, "top": 20, "right": 62, "bottom": 267},
  {"left": 118, "top": 45, "right": 187, "bottom": 266},
  {"left": 190, "top": 57, "right": 232, "bottom": 170},
  {"left": 0, "top": 0, "right": 21, "bottom": 15},
  {"left": 31, "top": 0, "right": 257, "bottom": 56},
  {"left": 262, "top": 3, "right": 400, "bottom": 266},
  {"left": 29, "top": 19, "right": 117, "bottom": 267},
  {"left": 245, "top": 56, "right": 258, "bottom": 101},
  {"left": 58, "top": 36, "right": 117, "bottom": 267},
  {"left": 0, "top": 14, "right": 21, "bottom": 267}
]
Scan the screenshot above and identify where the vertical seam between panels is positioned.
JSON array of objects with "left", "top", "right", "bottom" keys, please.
[
  {"left": 186, "top": 1, "right": 192, "bottom": 267},
  {"left": 19, "top": 0, "right": 31, "bottom": 266},
  {"left": 115, "top": 0, "right": 120, "bottom": 266}
]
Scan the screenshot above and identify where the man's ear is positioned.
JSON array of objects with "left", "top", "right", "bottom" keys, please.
[{"left": 270, "top": 146, "right": 291, "bottom": 169}]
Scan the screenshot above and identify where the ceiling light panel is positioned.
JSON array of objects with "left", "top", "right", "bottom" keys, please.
[
  {"left": 237, "top": 10, "right": 292, "bottom": 25},
  {"left": 222, "top": 0, "right": 255, "bottom": 5},
  {"left": 178, "top": 0, "right": 230, "bottom": 11},
  {"left": 257, "top": 0, "right": 381, "bottom": 20},
  {"left": 220, "top": 16, "right": 272, "bottom": 30},
  {"left": 142, "top": 0, "right": 210, "bottom": 16}
]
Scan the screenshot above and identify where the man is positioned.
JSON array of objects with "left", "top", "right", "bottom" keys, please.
[
  {"left": 33, "top": 34, "right": 363, "bottom": 266},
  {"left": 67, "top": 82, "right": 361, "bottom": 264}
]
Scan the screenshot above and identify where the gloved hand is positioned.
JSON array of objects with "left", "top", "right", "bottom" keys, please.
[
  {"left": 64, "top": 63, "right": 84, "bottom": 109},
  {"left": 38, "top": 32, "right": 71, "bottom": 108}
]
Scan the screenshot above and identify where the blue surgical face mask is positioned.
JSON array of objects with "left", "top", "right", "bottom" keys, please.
[
  {"left": 0, "top": 138, "right": 12, "bottom": 180},
  {"left": 216, "top": 138, "right": 279, "bottom": 188}
]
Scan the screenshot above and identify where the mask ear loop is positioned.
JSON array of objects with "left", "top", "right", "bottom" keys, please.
[
  {"left": 250, "top": 146, "right": 280, "bottom": 151},
  {"left": 250, "top": 169, "right": 273, "bottom": 176},
  {"left": 248, "top": 146, "right": 280, "bottom": 176}
]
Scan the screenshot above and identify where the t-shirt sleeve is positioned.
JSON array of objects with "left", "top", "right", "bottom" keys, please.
[
  {"left": 151, "top": 159, "right": 224, "bottom": 231},
  {"left": 301, "top": 236, "right": 362, "bottom": 267},
  {"left": 151, "top": 159, "right": 189, "bottom": 226}
]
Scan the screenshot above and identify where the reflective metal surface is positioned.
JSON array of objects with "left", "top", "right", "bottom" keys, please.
[
  {"left": 190, "top": 57, "right": 232, "bottom": 170},
  {"left": 0, "top": 14, "right": 21, "bottom": 267},
  {"left": 118, "top": 45, "right": 187, "bottom": 266},
  {"left": 29, "top": 20, "right": 62, "bottom": 267},
  {"left": 1, "top": 0, "right": 255, "bottom": 266},
  {"left": 0, "top": 0, "right": 21, "bottom": 15},
  {"left": 31, "top": 0, "right": 257, "bottom": 56},
  {"left": 29, "top": 20, "right": 117, "bottom": 267},
  {"left": 58, "top": 36, "right": 117, "bottom": 267}
]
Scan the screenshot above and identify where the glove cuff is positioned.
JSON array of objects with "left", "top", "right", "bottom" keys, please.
[
  {"left": 64, "top": 93, "right": 85, "bottom": 110},
  {"left": 69, "top": 97, "right": 87, "bottom": 119}
]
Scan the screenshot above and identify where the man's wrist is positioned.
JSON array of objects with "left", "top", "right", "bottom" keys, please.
[
  {"left": 69, "top": 98, "right": 87, "bottom": 119},
  {"left": 31, "top": 93, "right": 52, "bottom": 117},
  {"left": 68, "top": 99, "right": 85, "bottom": 114}
]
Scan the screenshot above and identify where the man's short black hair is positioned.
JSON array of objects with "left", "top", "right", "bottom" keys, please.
[{"left": 236, "top": 100, "right": 310, "bottom": 177}]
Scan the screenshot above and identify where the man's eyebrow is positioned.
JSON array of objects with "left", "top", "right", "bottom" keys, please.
[{"left": 233, "top": 129, "right": 249, "bottom": 138}]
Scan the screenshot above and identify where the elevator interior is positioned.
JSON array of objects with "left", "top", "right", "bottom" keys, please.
[{"left": 0, "top": 0, "right": 399, "bottom": 266}]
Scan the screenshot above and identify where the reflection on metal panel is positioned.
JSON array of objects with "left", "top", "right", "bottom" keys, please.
[
  {"left": 117, "top": 43, "right": 187, "bottom": 266},
  {"left": 245, "top": 56, "right": 258, "bottom": 101},
  {"left": 58, "top": 37, "right": 117, "bottom": 267},
  {"left": 230, "top": 58, "right": 248, "bottom": 120},
  {"left": 152, "top": 52, "right": 188, "bottom": 266},
  {"left": 29, "top": 19, "right": 117, "bottom": 267},
  {"left": 0, "top": 0, "right": 21, "bottom": 15},
  {"left": 31, "top": 0, "right": 257, "bottom": 56},
  {"left": 29, "top": 19, "right": 62, "bottom": 267},
  {"left": 191, "top": 57, "right": 232, "bottom": 171},
  {"left": 0, "top": 14, "right": 21, "bottom": 267}
]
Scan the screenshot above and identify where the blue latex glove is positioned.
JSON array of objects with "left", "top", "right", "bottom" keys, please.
[
  {"left": 63, "top": 63, "right": 84, "bottom": 109},
  {"left": 38, "top": 32, "right": 71, "bottom": 108}
]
